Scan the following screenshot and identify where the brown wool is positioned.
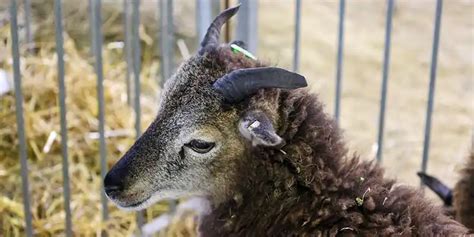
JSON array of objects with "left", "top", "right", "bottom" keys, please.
[
  {"left": 453, "top": 149, "right": 474, "bottom": 231},
  {"left": 198, "top": 47, "right": 469, "bottom": 236}
]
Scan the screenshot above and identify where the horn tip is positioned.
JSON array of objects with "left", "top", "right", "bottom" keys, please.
[
  {"left": 296, "top": 74, "right": 308, "bottom": 88},
  {"left": 198, "top": 4, "right": 241, "bottom": 55},
  {"left": 226, "top": 4, "right": 241, "bottom": 16}
]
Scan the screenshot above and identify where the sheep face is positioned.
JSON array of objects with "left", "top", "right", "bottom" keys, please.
[
  {"left": 104, "top": 5, "right": 306, "bottom": 211},
  {"left": 104, "top": 52, "right": 269, "bottom": 210}
]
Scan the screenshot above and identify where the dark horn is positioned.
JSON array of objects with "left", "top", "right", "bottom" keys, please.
[
  {"left": 417, "top": 172, "right": 453, "bottom": 206},
  {"left": 198, "top": 5, "right": 240, "bottom": 55},
  {"left": 213, "top": 67, "right": 307, "bottom": 103}
]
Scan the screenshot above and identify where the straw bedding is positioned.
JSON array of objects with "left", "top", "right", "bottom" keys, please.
[{"left": 0, "top": 17, "right": 197, "bottom": 237}]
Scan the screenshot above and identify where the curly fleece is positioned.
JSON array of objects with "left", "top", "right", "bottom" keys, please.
[
  {"left": 198, "top": 47, "right": 469, "bottom": 236},
  {"left": 454, "top": 148, "right": 474, "bottom": 231}
]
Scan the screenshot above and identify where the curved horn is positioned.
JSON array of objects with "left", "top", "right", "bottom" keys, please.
[
  {"left": 213, "top": 67, "right": 307, "bottom": 103},
  {"left": 417, "top": 172, "right": 453, "bottom": 206},
  {"left": 198, "top": 5, "right": 240, "bottom": 55}
]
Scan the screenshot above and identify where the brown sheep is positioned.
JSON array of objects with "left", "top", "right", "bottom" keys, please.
[
  {"left": 104, "top": 6, "right": 469, "bottom": 236},
  {"left": 419, "top": 147, "right": 474, "bottom": 231}
]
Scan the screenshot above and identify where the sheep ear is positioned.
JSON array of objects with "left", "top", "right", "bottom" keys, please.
[{"left": 238, "top": 110, "right": 283, "bottom": 147}]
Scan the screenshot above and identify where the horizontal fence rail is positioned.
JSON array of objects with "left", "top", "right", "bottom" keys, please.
[{"left": 7, "top": 0, "right": 448, "bottom": 234}]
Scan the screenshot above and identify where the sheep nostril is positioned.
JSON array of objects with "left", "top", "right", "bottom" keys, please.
[
  {"left": 104, "top": 185, "right": 122, "bottom": 196},
  {"left": 104, "top": 172, "right": 125, "bottom": 196}
]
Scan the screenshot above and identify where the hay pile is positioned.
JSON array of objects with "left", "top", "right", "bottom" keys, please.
[{"left": 0, "top": 6, "right": 198, "bottom": 236}]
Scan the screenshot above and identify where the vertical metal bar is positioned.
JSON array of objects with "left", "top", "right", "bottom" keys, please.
[
  {"left": 224, "top": 0, "right": 231, "bottom": 42},
  {"left": 376, "top": 0, "right": 394, "bottom": 162},
  {"left": 23, "top": 0, "right": 33, "bottom": 51},
  {"left": 293, "top": 0, "right": 302, "bottom": 72},
  {"left": 131, "top": 0, "right": 144, "bottom": 230},
  {"left": 54, "top": 0, "right": 72, "bottom": 235},
  {"left": 236, "top": 0, "right": 258, "bottom": 54},
  {"left": 196, "top": 0, "right": 212, "bottom": 43},
  {"left": 211, "top": 0, "right": 221, "bottom": 18},
  {"left": 334, "top": 0, "right": 345, "bottom": 124},
  {"left": 89, "top": 0, "right": 97, "bottom": 59},
  {"left": 159, "top": 0, "right": 178, "bottom": 213},
  {"left": 10, "top": 0, "right": 33, "bottom": 236},
  {"left": 91, "top": 0, "right": 108, "bottom": 221},
  {"left": 420, "top": 0, "right": 443, "bottom": 181},
  {"left": 123, "top": 0, "right": 132, "bottom": 106},
  {"left": 159, "top": 0, "right": 174, "bottom": 86}
]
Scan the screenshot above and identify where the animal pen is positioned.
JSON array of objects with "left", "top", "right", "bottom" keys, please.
[{"left": 1, "top": 0, "right": 472, "bottom": 236}]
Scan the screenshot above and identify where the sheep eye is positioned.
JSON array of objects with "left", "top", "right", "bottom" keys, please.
[{"left": 185, "top": 140, "right": 215, "bottom": 154}]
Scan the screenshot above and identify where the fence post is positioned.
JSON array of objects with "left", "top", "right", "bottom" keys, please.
[
  {"left": 293, "top": 0, "right": 302, "bottom": 72},
  {"left": 23, "top": 0, "right": 33, "bottom": 52},
  {"left": 376, "top": 0, "right": 395, "bottom": 162},
  {"left": 54, "top": 0, "right": 73, "bottom": 235},
  {"left": 334, "top": 0, "right": 345, "bottom": 124},
  {"left": 158, "top": 0, "right": 174, "bottom": 87},
  {"left": 196, "top": 0, "right": 212, "bottom": 44},
  {"left": 131, "top": 0, "right": 145, "bottom": 231},
  {"left": 91, "top": 0, "right": 109, "bottom": 223},
  {"left": 10, "top": 0, "right": 33, "bottom": 235},
  {"left": 236, "top": 0, "right": 258, "bottom": 54},
  {"left": 123, "top": 0, "right": 132, "bottom": 106},
  {"left": 420, "top": 0, "right": 443, "bottom": 184},
  {"left": 89, "top": 0, "right": 96, "bottom": 62},
  {"left": 196, "top": 0, "right": 222, "bottom": 45}
]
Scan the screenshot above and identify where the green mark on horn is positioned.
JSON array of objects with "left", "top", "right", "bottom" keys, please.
[{"left": 230, "top": 44, "right": 257, "bottom": 60}]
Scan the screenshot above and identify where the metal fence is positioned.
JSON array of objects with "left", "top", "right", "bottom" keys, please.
[{"left": 8, "top": 0, "right": 444, "bottom": 236}]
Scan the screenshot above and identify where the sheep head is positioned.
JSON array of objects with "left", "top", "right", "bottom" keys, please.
[{"left": 104, "top": 5, "right": 307, "bottom": 210}]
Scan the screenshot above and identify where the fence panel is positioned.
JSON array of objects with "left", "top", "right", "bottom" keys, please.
[{"left": 6, "top": 0, "right": 453, "bottom": 234}]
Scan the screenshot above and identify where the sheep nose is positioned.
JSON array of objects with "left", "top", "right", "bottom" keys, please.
[{"left": 104, "top": 171, "right": 124, "bottom": 197}]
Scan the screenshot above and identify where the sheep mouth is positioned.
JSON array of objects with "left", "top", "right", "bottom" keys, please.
[
  {"left": 109, "top": 185, "right": 175, "bottom": 210},
  {"left": 113, "top": 195, "right": 151, "bottom": 210},
  {"left": 124, "top": 198, "right": 149, "bottom": 208},
  {"left": 105, "top": 192, "right": 152, "bottom": 210}
]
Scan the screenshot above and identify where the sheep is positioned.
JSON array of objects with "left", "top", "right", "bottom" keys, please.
[
  {"left": 418, "top": 147, "right": 474, "bottom": 231},
  {"left": 104, "top": 6, "right": 469, "bottom": 236}
]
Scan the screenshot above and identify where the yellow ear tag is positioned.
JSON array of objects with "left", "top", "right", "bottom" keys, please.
[{"left": 230, "top": 44, "right": 257, "bottom": 60}]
